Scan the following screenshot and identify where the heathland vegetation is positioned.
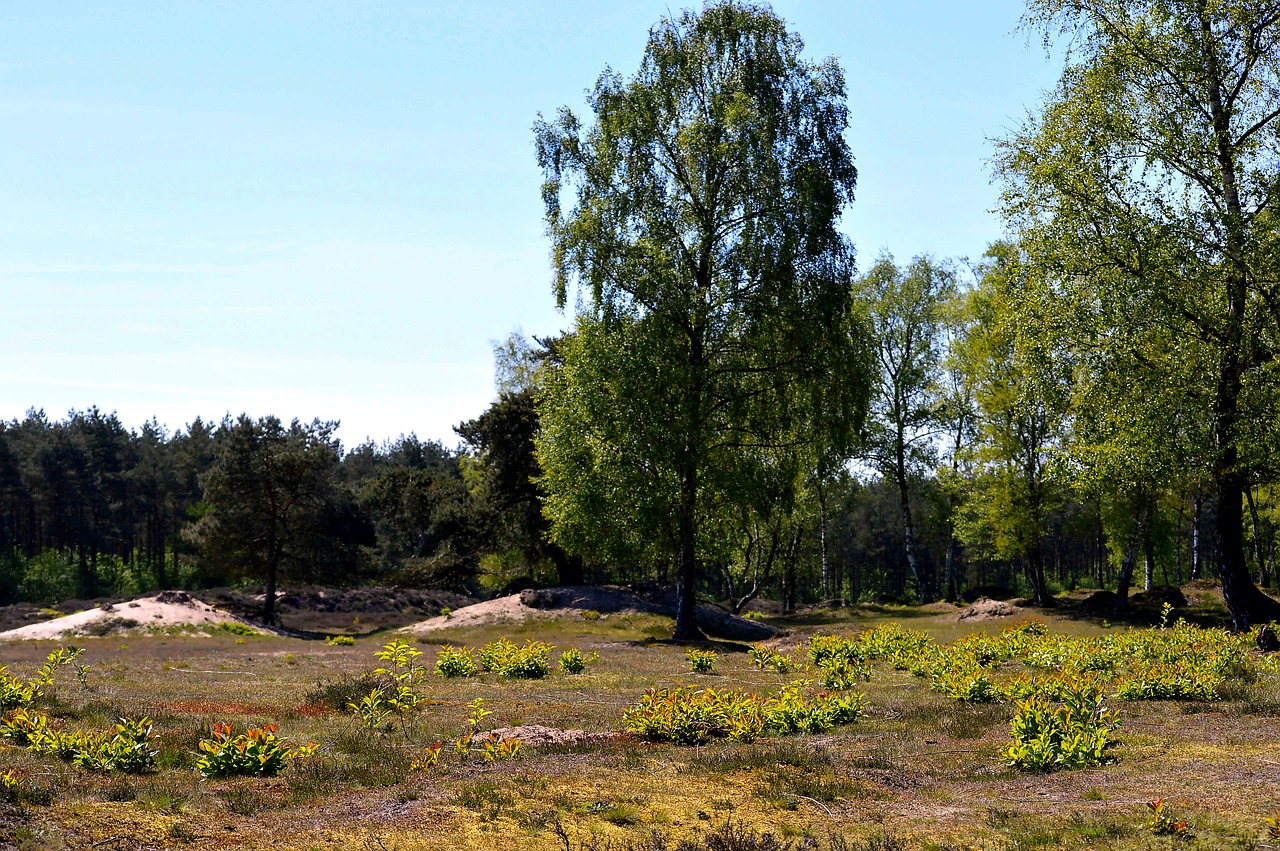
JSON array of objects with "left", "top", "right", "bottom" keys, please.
[{"left": 5, "top": 1, "right": 1280, "bottom": 845}]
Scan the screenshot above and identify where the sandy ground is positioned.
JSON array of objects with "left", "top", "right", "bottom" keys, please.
[
  {"left": 0, "top": 590, "right": 265, "bottom": 641},
  {"left": 955, "top": 597, "right": 1020, "bottom": 621},
  {"left": 400, "top": 586, "right": 777, "bottom": 641}
]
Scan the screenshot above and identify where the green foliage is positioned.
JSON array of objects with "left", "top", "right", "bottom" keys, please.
[
  {"left": 323, "top": 634, "right": 355, "bottom": 646},
  {"left": 196, "top": 722, "right": 312, "bottom": 779},
  {"left": 0, "top": 646, "right": 83, "bottom": 709},
  {"left": 1004, "top": 688, "right": 1119, "bottom": 772},
  {"left": 477, "top": 639, "right": 553, "bottom": 679},
  {"left": 3, "top": 710, "right": 156, "bottom": 773},
  {"left": 805, "top": 635, "right": 871, "bottom": 689},
  {"left": 622, "top": 687, "right": 765, "bottom": 745},
  {"left": 761, "top": 682, "right": 866, "bottom": 735},
  {"left": 534, "top": 1, "right": 873, "bottom": 639},
  {"left": 214, "top": 621, "right": 257, "bottom": 636},
  {"left": 747, "top": 645, "right": 795, "bottom": 674},
  {"left": 372, "top": 640, "right": 428, "bottom": 716},
  {"left": 622, "top": 682, "right": 865, "bottom": 745},
  {"left": 434, "top": 645, "right": 478, "bottom": 678},
  {"left": 558, "top": 648, "right": 596, "bottom": 675},
  {"left": 686, "top": 648, "right": 718, "bottom": 674}
]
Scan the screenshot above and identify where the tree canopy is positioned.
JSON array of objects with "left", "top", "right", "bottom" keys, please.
[{"left": 533, "top": 0, "right": 873, "bottom": 638}]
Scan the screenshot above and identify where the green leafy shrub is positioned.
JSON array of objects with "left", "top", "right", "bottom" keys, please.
[
  {"left": 0, "top": 646, "right": 83, "bottom": 709},
  {"left": 622, "top": 682, "right": 866, "bottom": 744},
  {"left": 478, "top": 639, "right": 553, "bottom": 679},
  {"left": 196, "top": 722, "right": 313, "bottom": 778},
  {"left": 373, "top": 640, "right": 428, "bottom": 717},
  {"left": 434, "top": 645, "right": 478, "bottom": 678},
  {"left": 622, "top": 686, "right": 764, "bottom": 744},
  {"left": 686, "top": 648, "right": 718, "bottom": 674},
  {"left": 214, "top": 622, "right": 257, "bottom": 636},
  {"left": 324, "top": 635, "right": 355, "bottom": 646},
  {"left": 761, "top": 682, "right": 866, "bottom": 734},
  {"left": 748, "top": 645, "right": 795, "bottom": 673},
  {"left": 1005, "top": 689, "right": 1119, "bottom": 772},
  {"left": 558, "top": 648, "right": 596, "bottom": 675},
  {"left": 5, "top": 711, "right": 156, "bottom": 773}
]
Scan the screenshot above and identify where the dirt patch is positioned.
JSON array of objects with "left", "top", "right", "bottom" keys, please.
[
  {"left": 0, "top": 591, "right": 264, "bottom": 641},
  {"left": 400, "top": 585, "right": 776, "bottom": 641},
  {"left": 955, "top": 597, "right": 1019, "bottom": 621},
  {"left": 483, "top": 725, "right": 627, "bottom": 748}
]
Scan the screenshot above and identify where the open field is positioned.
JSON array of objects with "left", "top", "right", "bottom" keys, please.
[{"left": 2, "top": 596, "right": 1279, "bottom": 850}]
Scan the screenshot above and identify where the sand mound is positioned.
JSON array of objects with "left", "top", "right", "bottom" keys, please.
[
  {"left": 0, "top": 591, "right": 266, "bottom": 641},
  {"left": 956, "top": 597, "right": 1019, "bottom": 621},
  {"left": 400, "top": 585, "right": 776, "bottom": 641}
]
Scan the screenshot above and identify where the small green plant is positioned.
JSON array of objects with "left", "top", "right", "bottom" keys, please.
[
  {"left": 762, "top": 682, "right": 867, "bottom": 734},
  {"left": 1265, "top": 813, "right": 1280, "bottom": 841},
  {"left": 348, "top": 688, "right": 391, "bottom": 730},
  {"left": 687, "top": 648, "right": 717, "bottom": 674},
  {"left": 196, "top": 722, "right": 313, "bottom": 778},
  {"left": 1143, "top": 797, "right": 1189, "bottom": 836},
  {"left": 0, "top": 646, "right": 84, "bottom": 709},
  {"left": 1005, "top": 688, "right": 1119, "bottom": 772},
  {"left": 581, "top": 609, "right": 601, "bottom": 621},
  {"left": 373, "top": 640, "right": 428, "bottom": 722},
  {"left": 434, "top": 645, "right": 478, "bottom": 678},
  {"left": 214, "top": 621, "right": 256, "bottom": 636},
  {"left": 558, "top": 648, "right": 597, "bottom": 674},
  {"left": 747, "top": 645, "right": 795, "bottom": 673},
  {"left": 324, "top": 635, "right": 355, "bottom": 646}
]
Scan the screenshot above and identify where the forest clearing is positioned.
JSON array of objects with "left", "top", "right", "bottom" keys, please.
[{"left": 1, "top": 584, "right": 1278, "bottom": 850}]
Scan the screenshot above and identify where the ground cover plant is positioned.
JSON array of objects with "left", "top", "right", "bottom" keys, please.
[{"left": 1, "top": 602, "right": 1278, "bottom": 850}]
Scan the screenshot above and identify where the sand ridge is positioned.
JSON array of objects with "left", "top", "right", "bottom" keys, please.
[{"left": 0, "top": 590, "right": 265, "bottom": 641}]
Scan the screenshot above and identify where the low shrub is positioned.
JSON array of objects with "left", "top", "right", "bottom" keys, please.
[
  {"left": 748, "top": 645, "right": 795, "bottom": 673},
  {"left": 622, "top": 682, "right": 865, "bottom": 744},
  {"left": 1005, "top": 689, "right": 1119, "bottom": 772},
  {"left": 686, "top": 648, "right": 718, "bottom": 674},
  {"left": 478, "top": 639, "right": 553, "bottom": 679},
  {"left": 558, "top": 648, "right": 596, "bottom": 675},
  {"left": 196, "top": 722, "right": 314, "bottom": 779},
  {"left": 434, "top": 645, "right": 478, "bottom": 678}
]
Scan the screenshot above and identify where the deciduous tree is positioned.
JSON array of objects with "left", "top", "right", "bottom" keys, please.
[{"left": 534, "top": 1, "right": 872, "bottom": 638}]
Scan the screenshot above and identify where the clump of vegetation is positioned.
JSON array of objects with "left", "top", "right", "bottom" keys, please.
[
  {"left": 2, "top": 709, "right": 157, "bottom": 773},
  {"left": 686, "top": 648, "right": 718, "bottom": 674},
  {"left": 1004, "top": 688, "right": 1119, "bottom": 772},
  {"left": 196, "top": 723, "right": 314, "bottom": 778},
  {"left": 748, "top": 645, "right": 795, "bottom": 673},
  {"left": 323, "top": 634, "right": 354, "bottom": 646},
  {"left": 434, "top": 645, "right": 478, "bottom": 678},
  {"left": 1, "top": 646, "right": 85, "bottom": 709},
  {"left": 214, "top": 621, "right": 257, "bottom": 636},
  {"left": 558, "top": 648, "right": 596, "bottom": 675},
  {"left": 623, "top": 683, "right": 865, "bottom": 744},
  {"left": 478, "top": 639, "right": 553, "bottom": 679}
]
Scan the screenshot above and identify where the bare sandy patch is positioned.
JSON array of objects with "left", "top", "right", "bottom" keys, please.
[
  {"left": 0, "top": 590, "right": 266, "bottom": 641},
  {"left": 955, "top": 597, "right": 1019, "bottom": 621},
  {"left": 399, "top": 586, "right": 776, "bottom": 641}
]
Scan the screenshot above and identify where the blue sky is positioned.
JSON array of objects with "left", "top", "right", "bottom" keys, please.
[{"left": 0, "top": 1, "right": 1061, "bottom": 448}]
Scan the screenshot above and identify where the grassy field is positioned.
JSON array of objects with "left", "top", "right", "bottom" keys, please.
[{"left": 2, "top": 600, "right": 1278, "bottom": 850}]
